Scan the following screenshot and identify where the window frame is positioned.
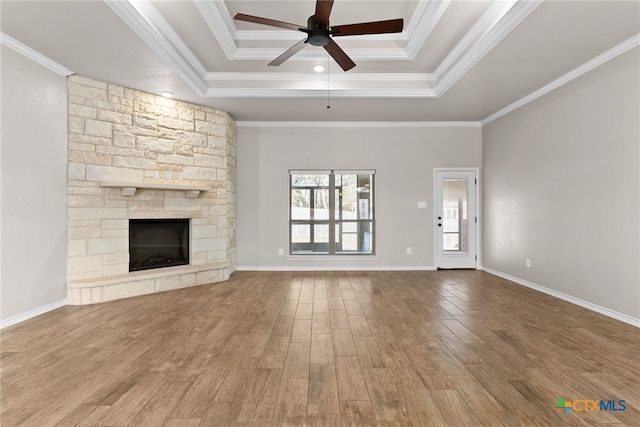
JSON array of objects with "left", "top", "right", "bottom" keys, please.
[{"left": 289, "top": 169, "right": 375, "bottom": 256}]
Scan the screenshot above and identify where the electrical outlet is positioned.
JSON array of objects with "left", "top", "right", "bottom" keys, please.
[
  {"left": 154, "top": 171, "right": 160, "bottom": 179},
  {"left": 278, "top": 248, "right": 284, "bottom": 256},
  {"left": 178, "top": 172, "right": 184, "bottom": 180},
  {"left": 165, "top": 171, "right": 172, "bottom": 179},
  {"left": 406, "top": 247, "right": 412, "bottom": 255},
  {"left": 525, "top": 259, "right": 531, "bottom": 268}
]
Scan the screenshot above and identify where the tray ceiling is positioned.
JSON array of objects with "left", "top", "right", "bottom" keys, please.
[{"left": 1, "top": 0, "right": 638, "bottom": 121}]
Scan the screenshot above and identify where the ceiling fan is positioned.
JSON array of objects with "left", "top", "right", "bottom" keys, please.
[{"left": 234, "top": 0, "right": 404, "bottom": 71}]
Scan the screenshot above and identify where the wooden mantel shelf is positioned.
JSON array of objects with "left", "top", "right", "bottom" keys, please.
[{"left": 101, "top": 181, "right": 211, "bottom": 198}]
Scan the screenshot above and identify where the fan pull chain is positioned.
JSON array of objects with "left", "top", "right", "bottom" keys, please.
[{"left": 327, "top": 54, "right": 331, "bottom": 109}]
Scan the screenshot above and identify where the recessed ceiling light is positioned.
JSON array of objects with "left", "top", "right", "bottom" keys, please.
[
  {"left": 160, "top": 91, "right": 174, "bottom": 98},
  {"left": 313, "top": 64, "right": 325, "bottom": 73}
]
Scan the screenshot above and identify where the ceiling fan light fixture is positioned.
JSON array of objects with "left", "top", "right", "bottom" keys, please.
[
  {"left": 313, "top": 64, "right": 326, "bottom": 72},
  {"left": 308, "top": 32, "right": 330, "bottom": 46}
]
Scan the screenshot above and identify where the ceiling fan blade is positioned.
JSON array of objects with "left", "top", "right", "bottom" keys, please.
[
  {"left": 234, "top": 13, "right": 302, "bottom": 31},
  {"left": 331, "top": 19, "right": 404, "bottom": 36},
  {"left": 314, "top": 0, "right": 334, "bottom": 27},
  {"left": 324, "top": 39, "right": 356, "bottom": 71},
  {"left": 269, "top": 39, "right": 308, "bottom": 66}
]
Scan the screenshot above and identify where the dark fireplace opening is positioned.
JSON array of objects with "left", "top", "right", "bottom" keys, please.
[{"left": 129, "top": 219, "right": 189, "bottom": 272}]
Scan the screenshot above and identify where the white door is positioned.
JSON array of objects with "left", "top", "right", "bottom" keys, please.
[{"left": 435, "top": 169, "right": 478, "bottom": 269}]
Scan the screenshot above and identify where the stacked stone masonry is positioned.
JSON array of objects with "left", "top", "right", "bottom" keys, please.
[{"left": 66, "top": 76, "right": 236, "bottom": 304}]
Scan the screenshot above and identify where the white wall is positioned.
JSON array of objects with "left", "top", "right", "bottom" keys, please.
[
  {"left": 1, "top": 46, "right": 68, "bottom": 323},
  {"left": 482, "top": 47, "right": 640, "bottom": 321},
  {"left": 236, "top": 124, "right": 482, "bottom": 269}
]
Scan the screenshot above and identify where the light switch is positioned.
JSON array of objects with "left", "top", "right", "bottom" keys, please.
[{"left": 417, "top": 201, "right": 427, "bottom": 209}]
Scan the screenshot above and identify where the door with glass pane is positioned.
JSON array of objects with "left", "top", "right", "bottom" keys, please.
[{"left": 435, "top": 170, "right": 477, "bottom": 269}]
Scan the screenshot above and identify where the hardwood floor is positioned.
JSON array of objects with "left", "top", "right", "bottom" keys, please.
[{"left": 1, "top": 270, "right": 638, "bottom": 426}]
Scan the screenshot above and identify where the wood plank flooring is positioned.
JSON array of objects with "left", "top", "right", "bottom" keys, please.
[{"left": 1, "top": 270, "right": 638, "bottom": 426}]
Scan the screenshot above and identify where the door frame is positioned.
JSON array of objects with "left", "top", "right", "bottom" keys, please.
[{"left": 433, "top": 167, "right": 480, "bottom": 269}]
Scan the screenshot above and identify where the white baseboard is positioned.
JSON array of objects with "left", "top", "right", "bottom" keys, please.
[
  {"left": 481, "top": 267, "right": 640, "bottom": 328},
  {"left": 235, "top": 265, "right": 436, "bottom": 272},
  {"left": 0, "top": 299, "right": 67, "bottom": 329}
]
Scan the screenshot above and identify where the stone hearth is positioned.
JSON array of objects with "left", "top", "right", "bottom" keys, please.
[{"left": 66, "top": 76, "right": 236, "bottom": 305}]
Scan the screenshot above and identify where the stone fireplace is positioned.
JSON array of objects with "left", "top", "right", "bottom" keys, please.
[{"left": 66, "top": 76, "right": 236, "bottom": 305}]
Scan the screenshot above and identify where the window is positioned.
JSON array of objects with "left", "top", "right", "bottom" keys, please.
[
  {"left": 290, "top": 170, "right": 374, "bottom": 255},
  {"left": 443, "top": 206, "right": 460, "bottom": 250},
  {"left": 442, "top": 178, "right": 469, "bottom": 252}
]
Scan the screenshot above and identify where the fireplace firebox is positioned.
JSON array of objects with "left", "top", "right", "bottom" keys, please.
[{"left": 129, "top": 219, "right": 189, "bottom": 272}]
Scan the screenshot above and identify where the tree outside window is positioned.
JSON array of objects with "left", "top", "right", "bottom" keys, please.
[{"left": 290, "top": 170, "right": 374, "bottom": 255}]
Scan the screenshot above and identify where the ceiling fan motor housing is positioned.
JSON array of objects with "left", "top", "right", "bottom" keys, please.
[{"left": 307, "top": 15, "right": 330, "bottom": 46}]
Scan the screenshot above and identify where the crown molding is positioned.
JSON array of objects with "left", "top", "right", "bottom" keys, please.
[
  {"left": 104, "top": 0, "right": 208, "bottom": 95},
  {"left": 405, "top": 0, "right": 450, "bottom": 60},
  {"left": 236, "top": 121, "right": 481, "bottom": 128},
  {"left": 433, "top": 0, "right": 517, "bottom": 80},
  {"left": 231, "top": 47, "right": 411, "bottom": 61},
  {"left": 204, "top": 71, "right": 435, "bottom": 99},
  {"left": 127, "top": 0, "right": 208, "bottom": 77},
  {"left": 206, "top": 72, "right": 434, "bottom": 82},
  {"left": 0, "top": 32, "right": 73, "bottom": 76},
  {"left": 434, "top": 0, "right": 542, "bottom": 96},
  {"left": 206, "top": 88, "right": 436, "bottom": 99},
  {"left": 482, "top": 33, "right": 640, "bottom": 126},
  {"left": 194, "top": 0, "right": 237, "bottom": 59}
]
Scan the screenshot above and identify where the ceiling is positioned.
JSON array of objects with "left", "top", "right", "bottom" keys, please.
[{"left": 1, "top": 0, "right": 639, "bottom": 122}]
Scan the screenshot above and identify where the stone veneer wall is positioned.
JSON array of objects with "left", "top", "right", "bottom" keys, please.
[{"left": 66, "top": 75, "right": 236, "bottom": 304}]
